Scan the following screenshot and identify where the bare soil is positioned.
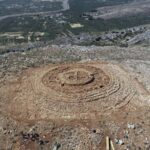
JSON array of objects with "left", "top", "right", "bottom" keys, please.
[{"left": 0, "top": 45, "right": 150, "bottom": 149}]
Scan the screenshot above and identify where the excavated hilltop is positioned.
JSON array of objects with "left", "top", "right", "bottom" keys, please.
[
  {"left": 3, "top": 61, "right": 137, "bottom": 121},
  {"left": 0, "top": 46, "right": 150, "bottom": 149}
]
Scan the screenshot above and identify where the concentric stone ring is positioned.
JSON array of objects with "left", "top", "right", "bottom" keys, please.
[{"left": 6, "top": 62, "right": 136, "bottom": 121}]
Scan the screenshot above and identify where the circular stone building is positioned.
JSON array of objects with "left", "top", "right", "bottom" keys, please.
[{"left": 6, "top": 61, "right": 136, "bottom": 121}]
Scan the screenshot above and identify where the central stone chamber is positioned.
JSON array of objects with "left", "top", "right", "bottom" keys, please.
[{"left": 58, "top": 69, "right": 94, "bottom": 86}]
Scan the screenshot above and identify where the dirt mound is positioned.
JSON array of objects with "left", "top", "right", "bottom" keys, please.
[{"left": 1, "top": 61, "right": 137, "bottom": 121}]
